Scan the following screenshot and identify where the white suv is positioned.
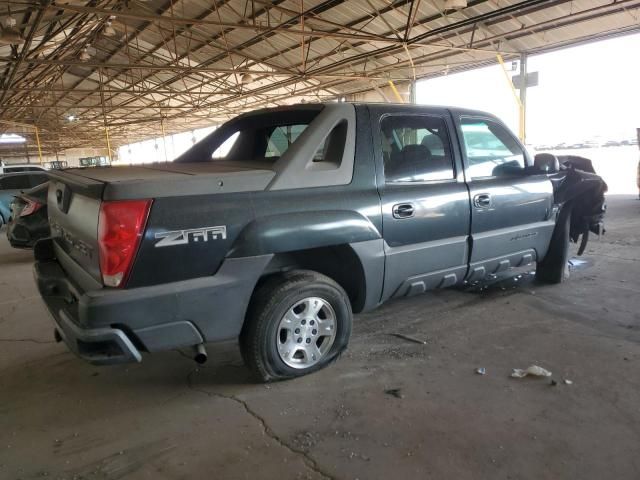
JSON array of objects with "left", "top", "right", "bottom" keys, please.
[{"left": 0, "top": 162, "right": 48, "bottom": 175}]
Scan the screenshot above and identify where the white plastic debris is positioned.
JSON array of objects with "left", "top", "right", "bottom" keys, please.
[
  {"left": 475, "top": 367, "right": 486, "bottom": 375},
  {"left": 563, "top": 379, "right": 573, "bottom": 385},
  {"left": 510, "top": 365, "right": 552, "bottom": 378}
]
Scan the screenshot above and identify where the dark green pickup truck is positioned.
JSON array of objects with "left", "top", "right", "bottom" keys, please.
[{"left": 34, "top": 103, "right": 606, "bottom": 381}]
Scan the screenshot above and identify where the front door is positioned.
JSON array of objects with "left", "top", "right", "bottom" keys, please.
[
  {"left": 456, "top": 114, "right": 555, "bottom": 280},
  {"left": 369, "top": 106, "right": 471, "bottom": 301}
]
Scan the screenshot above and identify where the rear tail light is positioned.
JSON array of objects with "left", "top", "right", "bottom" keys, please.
[
  {"left": 19, "top": 199, "right": 43, "bottom": 217},
  {"left": 98, "top": 199, "right": 152, "bottom": 288}
]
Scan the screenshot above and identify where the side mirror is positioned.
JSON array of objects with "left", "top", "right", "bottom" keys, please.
[{"left": 534, "top": 153, "right": 559, "bottom": 173}]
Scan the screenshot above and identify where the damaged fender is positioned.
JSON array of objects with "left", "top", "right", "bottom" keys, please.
[{"left": 548, "top": 155, "right": 607, "bottom": 255}]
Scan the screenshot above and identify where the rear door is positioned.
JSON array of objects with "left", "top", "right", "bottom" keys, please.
[
  {"left": 455, "top": 114, "right": 555, "bottom": 280},
  {"left": 369, "top": 105, "right": 471, "bottom": 301}
]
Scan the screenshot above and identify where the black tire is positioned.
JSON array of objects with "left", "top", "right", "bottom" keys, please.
[
  {"left": 240, "top": 270, "right": 352, "bottom": 382},
  {"left": 536, "top": 205, "right": 572, "bottom": 284}
]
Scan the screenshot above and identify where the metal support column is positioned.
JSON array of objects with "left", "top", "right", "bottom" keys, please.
[
  {"left": 35, "top": 127, "right": 44, "bottom": 165},
  {"left": 23, "top": 142, "right": 30, "bottom": 163},
  {"left": 388, "top": 80, "right": 405, "bottom": 103},
  {"left": 519, "top": 53, "right": 528, "bottom": 145},
  {"left": 496, "top": 54, "right": 525, "bottom": 142}
]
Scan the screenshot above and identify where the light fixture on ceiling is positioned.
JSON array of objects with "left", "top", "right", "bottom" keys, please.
[
  {"left": 79, "top": 44, "right": 91, "bottom": 61},
  {"left": 103, "top": 16, "right": 116, "bottom": 37},
  {"left": 0, "top": 133, "right": 26, "bottom": 144},
  {"left": 444, "top": 0, "right": 467, "bottom": 10},
  {"left": 0, "top": 16, "right": 24, "bottom": 45},
  {"left": 67, "top": 114, "right": 77, "bottom": 122},
  {"left": 239, "top": 73, "right": 253, "bottom": 84}
]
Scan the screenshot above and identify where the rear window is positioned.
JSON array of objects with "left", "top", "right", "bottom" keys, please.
[
  {"left": 265, "top": 125, "right": 308, "bottom": 158},
  {"left": 177, "top": 107, "right": 323, "bottom": 164}
]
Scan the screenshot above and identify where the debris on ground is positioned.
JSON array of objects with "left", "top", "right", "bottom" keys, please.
[
  {"left": 384, "top": 388, "right": 404, "bottom": 399},
  {"left": 389, "top": 333, "right": 427, "bottom": 345},
  {"left": 291, "top": 431, "right": 320, "bottom": 452},
  {"left": 510, "top": 365, "right": 553, "bottom": 378},
  {"left": 563, "top": 379, "right": 573, "bottom": 385},
  {"left": 550, "top": 379, "right": 558, "bottom": 386},
  {"left": 475, "top": 367, "right": 486, "bottom": 375}
]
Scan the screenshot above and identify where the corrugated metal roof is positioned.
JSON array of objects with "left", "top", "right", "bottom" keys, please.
[{"left": 0, "top": 0, "right": 638, "bottom": 154}]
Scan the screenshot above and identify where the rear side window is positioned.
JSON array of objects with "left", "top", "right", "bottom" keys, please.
[
  {"left": 460, "top": 118, "right": 525, "bottom": 178},
  {"left": 381, "top": 115, "right": 455, "bottom": 183},
  {"left": 0, "top": 175, "right": 31, "bottom": 190},
  {"left": 28, "top": 174, "right": 49, "bottom": 187},
  {"left": 311, "top": 120, "right": 348, "bottom": 167}
]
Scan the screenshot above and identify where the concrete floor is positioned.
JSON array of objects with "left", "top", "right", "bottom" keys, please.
[{"left": 1, "top": 195, "right": 639, "bottom": 480}]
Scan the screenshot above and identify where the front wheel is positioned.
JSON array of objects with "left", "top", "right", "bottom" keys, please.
[
  {"left": 240, "top": 270, "right": 352, "bottom": 382},
  {"left": 536, "top": 205, "right": 571, "bottom": 284}
]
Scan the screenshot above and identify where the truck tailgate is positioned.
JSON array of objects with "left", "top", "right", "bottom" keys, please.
[
  {"left": 47, "top": 171, "right": 105, "bottom": 285},
  {"left": 46, "top": 162, "right": 275, "bottom": 288}
]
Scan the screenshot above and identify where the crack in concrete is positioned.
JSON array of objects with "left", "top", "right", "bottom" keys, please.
[
  {"left": 186, "top": 369, "right": 337, "bottom": 480},
  {"left": 0, "top": 337, "right": 55, "bottom": 344}
]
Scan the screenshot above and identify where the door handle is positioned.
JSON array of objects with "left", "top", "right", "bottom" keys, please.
[
  {"left": 392, "top": 203, "right": 415, "bottom": 219},
  {"left": 473, "top": 193, "right": 492, "bottom": 209}
]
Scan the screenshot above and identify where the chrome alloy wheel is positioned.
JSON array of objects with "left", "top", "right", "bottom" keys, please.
[{"left": 276, "top": 296, "right": 337, "bottom": 369}]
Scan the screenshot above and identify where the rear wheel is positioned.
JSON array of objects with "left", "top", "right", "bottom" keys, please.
[
  {"left": 240, "top": 270, "right": 352, "bottom": 382},
  {"left": 536, "top": 205, "right": 571, "bottom": 284}
]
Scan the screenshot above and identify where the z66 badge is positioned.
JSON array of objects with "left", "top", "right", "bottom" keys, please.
[{"left": 154, "top": 226, "right": 227, "bottom": 247}]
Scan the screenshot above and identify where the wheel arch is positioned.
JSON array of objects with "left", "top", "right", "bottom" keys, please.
[
  {"left": 255, "top": 242, "right": 382, "bottom": 314},
  {"left": 227, "top": 210, "right": 384, "bottom": 313}
]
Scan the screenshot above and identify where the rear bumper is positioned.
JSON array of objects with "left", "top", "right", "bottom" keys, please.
[
  {"left": 34, "top": 238, "right": 272, "bottom": 365},
  {"left": 35, "top": 259, "right": 143, "bottom": 365},
  {"left": 53, "top": 304, "right": 142, "bottom": 365}
]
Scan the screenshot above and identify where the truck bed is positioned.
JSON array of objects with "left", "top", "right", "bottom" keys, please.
[{"left": 50, "top": 161, "right": 276, "bottom": 200}]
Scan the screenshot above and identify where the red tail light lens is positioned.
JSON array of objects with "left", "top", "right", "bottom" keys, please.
[
  {"left": 98, "top": 199, "right": 152, "bottom": 288},
  {"left": 19, "top": 199, "right": 43, "bottom": 217}
]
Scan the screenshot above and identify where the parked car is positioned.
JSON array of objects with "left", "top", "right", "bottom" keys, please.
[
  {"left": 0, "top": 162, "right": 47, "bottom": 174},
  {"left": 33, "top": 103, "right": 607, "bottom": 381},
  {"left": 0, "top": 172, "right": 49, "bottom": 229},
  {"left": 6, "top": 182, "right": 50, "bottom": 248}
]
